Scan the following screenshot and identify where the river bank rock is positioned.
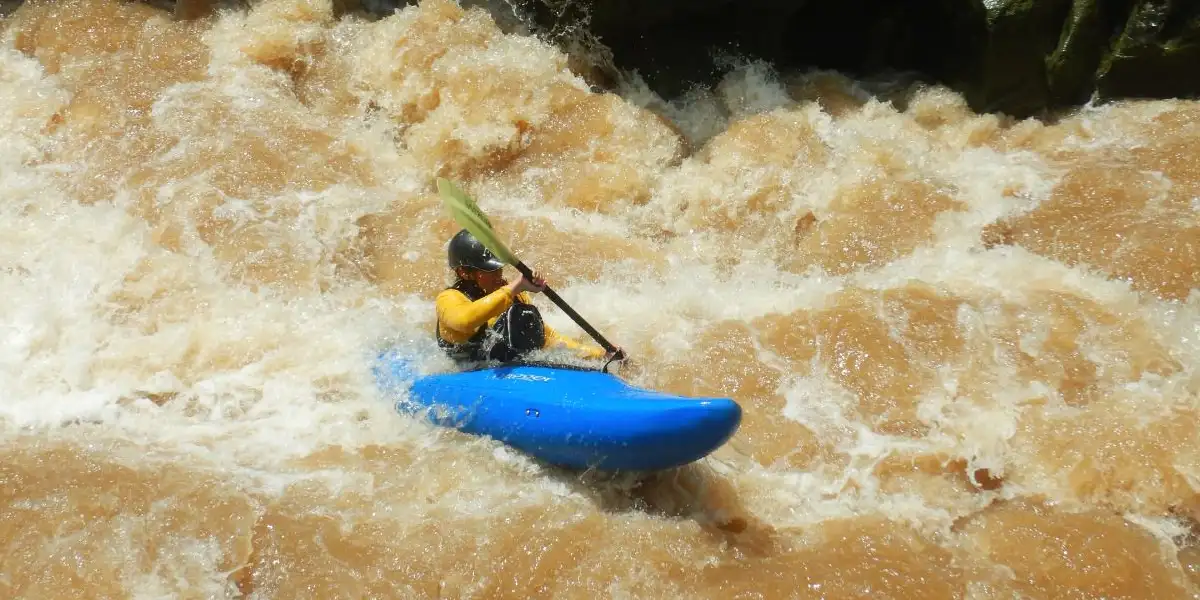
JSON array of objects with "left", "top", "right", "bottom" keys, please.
[{"left": 509, "top": 0, "right": 1200, "bottom": 118}]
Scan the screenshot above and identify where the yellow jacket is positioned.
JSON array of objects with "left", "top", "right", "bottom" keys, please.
[{"left": 435, "top": 286, "right": 606, "bottom": 360}]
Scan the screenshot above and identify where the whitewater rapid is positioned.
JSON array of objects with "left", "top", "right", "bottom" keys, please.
[{"left": 2, "top": 0, "right": 1198, "bottom": 598}]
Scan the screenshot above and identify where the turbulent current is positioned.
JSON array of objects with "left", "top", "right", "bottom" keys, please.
[{"left": 1, "top": 0, "right": 1199, "bottom": 597}]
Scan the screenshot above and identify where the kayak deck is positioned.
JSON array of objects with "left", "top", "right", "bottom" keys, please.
[{"left": 375, "top": 352, "right": 742, "bottom": 472}]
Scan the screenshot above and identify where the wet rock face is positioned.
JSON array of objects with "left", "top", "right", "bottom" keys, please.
[
  {"left": 1095, "top": 0, "right": 1200, "bottom": 100},
  {"left": 500, "top": 0, "right": 1200, "bottom": 118}
]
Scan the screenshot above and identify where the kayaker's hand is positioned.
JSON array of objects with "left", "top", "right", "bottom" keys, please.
[
  {"left": 607, "top": 346, "right": 626, "bottom": 361},
  {"left": 508, "top": 270, "right": 546, "bottom": 295}
]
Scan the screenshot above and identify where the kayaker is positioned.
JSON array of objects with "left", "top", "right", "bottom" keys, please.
[{"left": 435, "top": 229, "right": 615, "bottom": 363}]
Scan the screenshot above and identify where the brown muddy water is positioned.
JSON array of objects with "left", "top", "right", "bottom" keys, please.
[{"left": 1, "top": 0, "right": 1198, "bottom": 598}]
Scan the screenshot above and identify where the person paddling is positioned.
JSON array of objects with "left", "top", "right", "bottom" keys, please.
[{"left": 435, "top": 229, "right": 617, "bottom": 364}]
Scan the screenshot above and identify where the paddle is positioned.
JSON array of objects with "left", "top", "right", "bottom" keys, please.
[{"left": 436, "top": 177, "right": 626, "bottom": 361}]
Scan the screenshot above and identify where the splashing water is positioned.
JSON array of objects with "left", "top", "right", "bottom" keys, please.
[{"left": 2, "top": 0, "right": 1199, "bottom": 597}]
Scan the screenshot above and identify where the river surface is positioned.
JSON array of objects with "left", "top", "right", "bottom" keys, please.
[{"left": 2, "top": 0, "right": 1199, "bottom": 598}]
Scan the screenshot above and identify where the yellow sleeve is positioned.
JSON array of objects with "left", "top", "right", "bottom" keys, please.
[
  {"left": 543, "top": 323, "right": 607, "bottom": 360},
  {"left": 436, "top": 287, "right": 514, "bottom": 344}
]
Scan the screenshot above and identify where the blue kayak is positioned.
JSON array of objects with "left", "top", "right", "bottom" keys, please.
[{"left": 374, "top": 350, "right": 742, "bottom": 472}]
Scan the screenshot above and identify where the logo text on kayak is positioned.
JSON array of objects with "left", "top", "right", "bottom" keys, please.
[{"left": 501, "top": 373, "right": 552, "bottom": 382}]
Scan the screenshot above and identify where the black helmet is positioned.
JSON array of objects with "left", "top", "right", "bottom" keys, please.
[{"left": 447, "top": 229, "right": 504, "bottom": 272}]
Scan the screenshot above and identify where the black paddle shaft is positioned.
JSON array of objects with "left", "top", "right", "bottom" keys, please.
[{"left": 514, "top": 261, "right": 624, "bottom": 360}]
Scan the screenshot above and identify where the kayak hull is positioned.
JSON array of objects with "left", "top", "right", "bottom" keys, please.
[{"left": 374, "top": 351, "right": 742, "bottom": 472}]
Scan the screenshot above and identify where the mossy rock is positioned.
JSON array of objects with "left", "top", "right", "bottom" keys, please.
[
  {"left": 967, "top": 0, "right": 1075, "bottom": 117},
  {"left": 1095, "top": 0, "right": 1200, "bottom": 99},
  {"left": 1045, "top": 0, "right": 1108, "bottom": 105}
]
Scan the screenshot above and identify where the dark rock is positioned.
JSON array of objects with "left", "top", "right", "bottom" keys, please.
[
  {"left": 779, "top": 0, "right": 987, "bottom": 91},
  {"left": 525, "top": 0, "right": 994, "bottom": 104},
  {"left": 508, "top": 0, "right": 1200, "bottom": 118},
  {"left": 1095, "top": 0, "right": 1200, "bottom": 100},
  {"left": 1046, "top": 0, "right": 1110, "bottom": 106},
  {"left": 968, "top": 0, "right": 1076, "bottom": 117}
]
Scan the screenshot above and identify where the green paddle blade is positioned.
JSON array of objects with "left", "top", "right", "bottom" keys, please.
[{"left": 436, "top": 177, "right": 518, "bottom": 265}]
